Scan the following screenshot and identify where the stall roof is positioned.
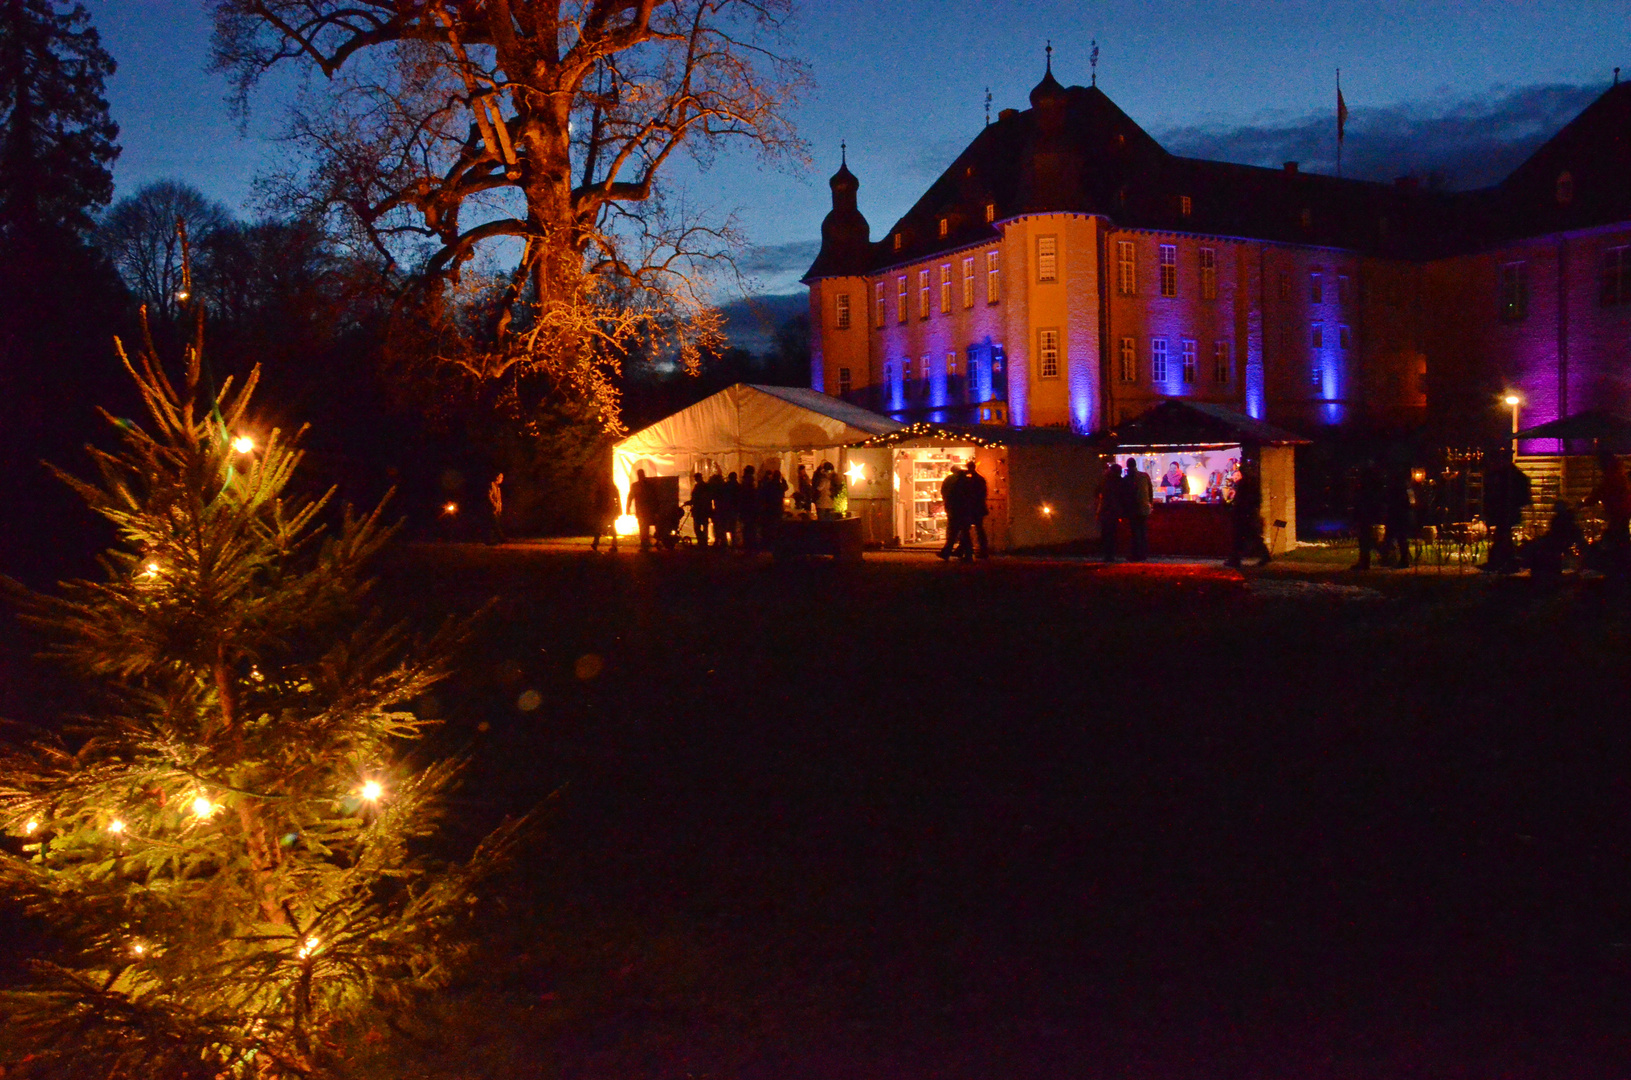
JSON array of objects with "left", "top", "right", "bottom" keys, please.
[
  {"left": 851, "top": 421, "right": 1098, "bottom": 449},
  {"left": 1110, "top": 401, "right": 1310, "bottom": 449},
  {"left": 1513, "top": 409, "right": 1631, "bottom": 444}
]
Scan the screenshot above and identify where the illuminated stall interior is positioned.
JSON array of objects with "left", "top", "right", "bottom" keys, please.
[{"left": 1111, "top": 401, "right": 1308, "bottom": 556}]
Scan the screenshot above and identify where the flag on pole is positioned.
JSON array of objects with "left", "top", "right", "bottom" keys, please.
[{"left": 1337, "top": 72, "right": 1349, "bottom": 144}]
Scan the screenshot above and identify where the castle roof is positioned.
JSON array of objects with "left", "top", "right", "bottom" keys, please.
[{"left": 804, "top": 76, "right": 1631, "bottom": 281}]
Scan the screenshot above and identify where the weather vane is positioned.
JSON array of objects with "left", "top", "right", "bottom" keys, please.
[
  {"left": 984, "top": 86, "right": 992, "bottom": 125},
  {"left": 840, "top": 139, "right": 846, "bottom": 165},
  {"left": 1045, "top": 40, "right": 1053, "bottom": 73},
  {"left": 1091, "top": 39, "right": 1100, "bottom": 85}
]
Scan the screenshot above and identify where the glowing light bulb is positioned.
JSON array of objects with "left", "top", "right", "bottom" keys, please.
[
  {"left": 191, "top": 795, "right": 216, "bottom": 818},
  {"left": 175, "top": 288, "right": 190, "bottom": 302},
  {"left": 360, "top": 780, "right": 383, "bottom": 802},
  {"left": 232, "top": 435, "right": 255, "bottom": 454},
  {"left": 443, "top": 501, "right": 458, "bottom": 515},
  {"left": 297, "top": 936, "right": 318, "bottom": 959},
  {"left": 140, "top": 562, "right": 160, "bottom": 580},
  {"left": 108, "top": 819, "right": 126, "bottom": 835},
  {"left": 24, "top": 818, "right": 38, "bottom": 835},
  {"left": 845, "top": 462, "right": 866, "bottom": 485},
  {"left": 1503, "top": 394, "right": 1521, "bottom": 407},
  {"left": 131, "top": 941, "right": 146, "bottom": 957},
  {"left": 1040, "top": 503, "right": 1054, "bottom": 517}
]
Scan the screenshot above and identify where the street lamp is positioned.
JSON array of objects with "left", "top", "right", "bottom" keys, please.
[{"left": 1502, "top": 393, "right": 1522, "bottom": 446}]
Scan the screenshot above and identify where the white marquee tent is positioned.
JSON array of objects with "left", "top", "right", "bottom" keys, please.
[{"left": 612, "top": 383, "right": 901, "bottom": 512}]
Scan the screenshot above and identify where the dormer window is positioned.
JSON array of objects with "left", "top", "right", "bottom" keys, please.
[
  {"left": 893, "top": 233, "right": 902, "bottom": 252},
  {"left": 938, "top": 218, "right": 948, "bottom": 238},
  {"left": 985, "top": 203, "right": 995, "bottom": 223},
  {"left": 1180, "top": 195, "right": 1192, "bottom": 217}
]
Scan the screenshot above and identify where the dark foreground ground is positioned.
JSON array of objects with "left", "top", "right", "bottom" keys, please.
[{"left": 358, "top": 546, "right": 1631, "bottom": 1079}]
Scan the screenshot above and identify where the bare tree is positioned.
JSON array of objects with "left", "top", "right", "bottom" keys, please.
[
  {"left": 211, "top": 1, "right": 809, "bottom": 433},
  {"left": 97, "top": 180, "right": 231, "bottom": 321}
]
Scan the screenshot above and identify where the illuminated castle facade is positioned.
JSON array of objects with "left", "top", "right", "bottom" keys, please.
[{"left": 804, "top": 64, "right": 1631, "bottom": 444}]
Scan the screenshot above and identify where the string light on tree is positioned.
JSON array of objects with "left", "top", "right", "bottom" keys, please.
[
  {"left": 359, "top": 780, "right": 383, "bottom": 802},
  {"left": 296, "top": 936, "right": 319, "bottom": 960},
  {"left": 190, "top": 795, "right": 217, "bottom": 819},
  {"left": 107, "top": 819, "right": 125, "bottom": 835},
  {"left": 231, "top": 435, "right": 255, "bottom": 454}
]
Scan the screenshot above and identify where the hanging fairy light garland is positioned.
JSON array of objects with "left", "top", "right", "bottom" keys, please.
[{"left": 855, "top": 422, "right": 1010, "bottom": 450}]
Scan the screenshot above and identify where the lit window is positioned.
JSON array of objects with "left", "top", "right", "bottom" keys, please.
[
  {"left": 985, "top": 202, "right": 995, "bottom": 223},
  {"left": 1180, "top": 195, "right": 1192, "bottom": 217},
  {"left": 921, "top": 354, "right": 930, "bottom": 388},
  {"left": 962, "top": 256, "right": 975, "bottom": 308},
  {"left": 1499, "top": 261, "right": 1528, "bottom": 322},
  {"left": 1119, "top": 337, "right": 1136, "bottom": 382},
  {"left": 897, "top": 275, "right": 908, "bottom": 324},
  {"left": 1181, "top": 338, "right": 1197, "bottom": 383},
  {"left": 986, "top": 250, "right": 1000, "bottom": 303},
  {"left": 838, "top": 367, "right": 851, "bottom": 395},
  {"left": 939, "top": 264, "right": 952, "bottom": 313},
  {"left": 875, "top": 281, "right": 886, "bottom": 328},
  {"left": 1311, "top": 358, "right": 1322, "bottom": 389},
  {"left": 902, "top": 357, "right": 912, "bottom": 381},
  {"left": 1213, "top": 341, "right": 1232, "bottom": 384},
  {"left": 1338, "top": 323, "right": 1352, "bottom": 350},
  {"left": 1038, "top": 328, "right": 1060, "bottom": 378},
  {"left": 1159, "top": 244, "right": 1177, "bottom": 297},
  {"left": 1600, "top": 246, "right": 1631, "bottom": 307},
  {"left": 938, "top": 218, "right": 948, "bottom": 238},
  {"left": 1310, "top": 321, "right": 1324, "bottom": 349},
  {"left": 1199, "top": 247, "right": 1217, "bottom": 301},
  {"left": 893, "top": 233, "right": 902, "bottom": 251},
  {"left": 946, "top": 350, "right": 958, "bottom": 376},
  {"left": 1037, "top": 235, "right": 1058, "bottom": 283},
  {"left": 1151, "top": 337, "right": 1169, "bottom": 382},
  {"left": 918, "top": 269, "right": 930, "bottom": 319},
  {"left": 1117, "top": 241, "right": 1136, "bottom": 295},
  {"left": 1310, "top": 272, "right": 1323, "bottom": 304},
  {"left": 835, "top": 292, "right": 851, "bottom": 329}
]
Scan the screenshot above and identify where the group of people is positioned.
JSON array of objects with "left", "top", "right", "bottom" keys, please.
[
  {"left": 591, "top": 460, "right": 849, "bottom": 553},
  {"left": 681, "top": 465, "right": 790, "bottom": 551},
  {"left": 1096, "top": 456, "right": 1270, "bottom": 566},
  {"left": 935, "top": 460, "right": 991, "bottom": 561}
]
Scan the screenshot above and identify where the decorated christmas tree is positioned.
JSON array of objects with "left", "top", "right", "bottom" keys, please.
[{"left": 0, "top": 304, "right": 520, "bottom": 1078}]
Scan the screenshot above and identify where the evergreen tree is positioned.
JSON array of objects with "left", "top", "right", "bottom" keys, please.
[{"left": 0, "top": 305, "right": 522, "bottom": 1078}]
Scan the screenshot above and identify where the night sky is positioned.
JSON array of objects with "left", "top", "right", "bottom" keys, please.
[{"left": 100, "top": 1, "right": 1631, "bottom": 295}]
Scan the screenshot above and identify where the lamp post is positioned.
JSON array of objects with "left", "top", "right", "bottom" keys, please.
[{"left": 1503, "top": 393, "right": 1521, "bottom": 449}]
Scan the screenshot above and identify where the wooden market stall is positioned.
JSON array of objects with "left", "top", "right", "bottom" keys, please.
[
  {"left": 844, "top": 423, "right": 1103, "bottom": 552},
  {"left": 1109, "top": 401, "right": 1308, "bottom": 557}
]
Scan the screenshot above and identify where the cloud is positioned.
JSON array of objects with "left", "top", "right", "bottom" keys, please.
[
  {"left": 736, "top": 239, "right": 821, "bottom": 287},
  {"left": 1158, "top": 83, "right": 1605, "bottom": 190}
]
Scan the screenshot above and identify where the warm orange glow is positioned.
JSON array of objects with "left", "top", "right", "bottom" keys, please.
[
  {"left": 442, "top": 501, "right": 458, "bottom": 515},
  {"left": 108, "top": 819, "right": 126, "bottom": 834},
  {"left": 191, "top": 795, "right": 217, "bottom": 818},
  {"left": 1503, "top": 393, "right": 1521, "bottom": 407},
  {"left": 615, "top": 513, "right": 639, "bottom": 536},
  {"left": 24, "top": 818, "right": 38, "bottom": 835},
  {"left": 360, "top": 780, "right": 383, "bottom": 802},
  {"left": 845, "top": 462, "right": 866, "bottom": 485},
  {"left": 297, "top": 936, "right": 318, "bottom": 959},
  {"left": 232, "top": 435, "right": 255, "bottom": 454},
  {"left": 1040, "top": 503, "right": 1054, "bottom": 517}
]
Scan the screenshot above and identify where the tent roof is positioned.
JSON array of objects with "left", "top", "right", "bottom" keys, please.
[
  {"left": 614, "top": 383, "right": 901, "bottom": 459},
  {"left": 1110, "top": 400, "right": 1310, "bottom": 449}
]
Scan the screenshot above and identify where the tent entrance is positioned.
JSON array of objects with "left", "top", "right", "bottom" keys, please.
[{"left": 893, "top": 447, "right": 974, "bottom": 546}]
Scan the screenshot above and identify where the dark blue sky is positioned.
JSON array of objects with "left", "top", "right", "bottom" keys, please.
[{"left": 100, "top": 1, "right": 1630, "bottom": 295}]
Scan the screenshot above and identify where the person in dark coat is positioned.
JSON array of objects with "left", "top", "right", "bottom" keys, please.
[
  {"left": 738, "top": 465, "right": 759, "bottom": 550},
  {"left": 1350, "top": 462, "right": 1384, "bottom": 570},
  {"left": 1097, "top": 460, "right": 1124, "bottom": 562},
  {"left": 626, "top": 469, "right": 659, "bottom": 552},
  {"left": 686, "top": 471, "right": 712, "bottom": 547},
  {"left": 704, "top": 469, "right": 724, "bottom": 544},
  {"left": 1482, "top": 447, "right": 1531, "bottom": 573},
  {"left": 937, "top": 464, "right": 971, "bottom": 561},
  {"left": 1524, "top": 500, "right": 1583, "bottom": 579},
  {"left": 965, "top": 459, "right": 991, "bottom": 558},
  {"left": 1381, "top": 465, "right": 1416, "bottom": 568},
  {"left": 1224, "top": 458, "right": 1270, "bottom": 567},
  {"left": 590, "top": 472, "right": 621, "bottom": 553},
  {"left": 794, "top": 464, "right": 814, "bottom": 513},
  {"left": 715, "top": 472, "right": 740, "bottom": 548},
  {"left": 1122, "top": 457, "right": 1153, "bottom": 561},
  {"left": 758, "top": 468, "right": 788, "bottom": 546}
]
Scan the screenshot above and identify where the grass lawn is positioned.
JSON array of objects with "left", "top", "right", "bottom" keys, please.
[{"left": 374, "top": 544, "right": 1631, "bottom": 1078}]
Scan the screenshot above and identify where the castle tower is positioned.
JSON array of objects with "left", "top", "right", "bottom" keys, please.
[{"left": 803, "top": 150, "right": 872, "bottom": 397}]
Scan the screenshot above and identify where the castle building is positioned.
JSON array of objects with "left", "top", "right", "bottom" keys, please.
[{"left": 804, "top": 63, "right": 1631, "bottom": 446}]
